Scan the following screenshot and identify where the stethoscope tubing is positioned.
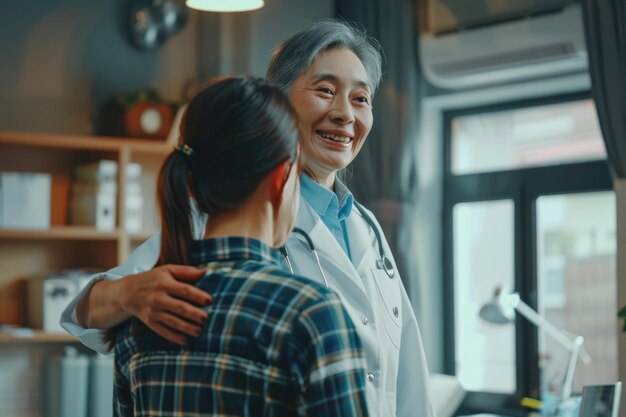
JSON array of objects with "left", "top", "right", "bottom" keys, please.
[
  {"left": 354, "top": 202, "right": 395, "bottom": 279},
  {"left": 280, "top": 203, "right": 395, "bottom": 285},
  {"left": 280, "top": 229, "right": 330, "bottom": 287}
]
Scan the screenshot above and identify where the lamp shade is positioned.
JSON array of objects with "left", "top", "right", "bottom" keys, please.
[
  {"left": 478, "top": 287, "right": 518, "bottom": 324},
  {"left": 186, "top": 0, "right": 264, "bottom": 12}
]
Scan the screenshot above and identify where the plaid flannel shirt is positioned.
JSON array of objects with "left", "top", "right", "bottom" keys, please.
[{"left": 114, "top": 236, "right": 369, "bottom": 417}]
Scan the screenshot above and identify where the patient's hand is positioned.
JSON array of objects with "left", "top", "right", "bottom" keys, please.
[{"left": 119, "top": 265, "right": 212, "bottom": 345}]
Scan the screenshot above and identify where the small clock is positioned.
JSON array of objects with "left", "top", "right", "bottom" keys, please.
[
  {"left": 124, "top": 102, "right": 174, "bottom": 139},
  {"left": 99, "top": 89, "right": 178, "bottom": 140}
]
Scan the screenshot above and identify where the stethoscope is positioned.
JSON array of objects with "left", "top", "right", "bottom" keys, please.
[{"left": 278, "top": 202, "right": 395, "bottom": 286}]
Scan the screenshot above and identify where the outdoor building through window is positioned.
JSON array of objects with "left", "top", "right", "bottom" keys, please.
[{"left": 450, "top": 99, "right": 606, "bottom": 175}]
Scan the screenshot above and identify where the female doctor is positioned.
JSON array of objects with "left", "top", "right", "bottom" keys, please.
[{"left": 61, "top": 20, "right": 435, "bottom": 417}]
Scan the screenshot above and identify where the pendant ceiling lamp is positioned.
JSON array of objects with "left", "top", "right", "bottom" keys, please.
[{"left": 186, "top": 0, "right": 264, "bottom": 12}]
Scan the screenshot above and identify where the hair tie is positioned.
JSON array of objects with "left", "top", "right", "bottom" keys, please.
[{"left": 175, "top": 143, "right": 194, "bottom": 157}]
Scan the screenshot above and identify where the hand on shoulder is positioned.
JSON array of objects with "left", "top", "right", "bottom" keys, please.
[{"left": 118, "top": 264, "right": 211, "bottom": 345}]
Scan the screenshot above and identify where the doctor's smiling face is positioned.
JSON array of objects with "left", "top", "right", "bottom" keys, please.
[{"left": 290, "top": 47, "right": 374, "bottom": 184}]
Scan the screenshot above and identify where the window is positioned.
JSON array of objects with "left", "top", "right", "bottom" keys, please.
[
  {"left": 453, "top": 200, "right": 516, "bottom": 393},
  {"left": 536, "top": 192, "right": 617, "bottom": 394},
  {"left": 444, "top": 93, "right": 616, "bottom": 415},
  {"left": 451, "top": 99, "right": 606, "bottom": 175}
]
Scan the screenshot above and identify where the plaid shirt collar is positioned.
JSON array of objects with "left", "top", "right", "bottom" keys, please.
[{"left": 190, "top": 236, "right": 282, "bottom": 267}]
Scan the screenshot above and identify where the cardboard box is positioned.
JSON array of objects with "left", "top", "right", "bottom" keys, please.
[
  {"left": 70, "top": 182, "right": 117, "bottom": 231},
  {"left": 74, "top": 160, "right": 117, "bottom": 182},
  {"left": 69, "top": 161, "right": 118, "bottom": 231}
]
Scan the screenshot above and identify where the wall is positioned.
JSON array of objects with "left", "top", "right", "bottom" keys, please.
[
  {"left": 249, "top": 0, "right": 334, "bottom": 76},
  {"left": 0, "top": 0, "right": 333, "bottom": 134},
  {"left": 198, "top": 0, "right": 334, "bottom": 79},
  {"left": 0, "top": 0, "right": 202, "bottom": 135}
]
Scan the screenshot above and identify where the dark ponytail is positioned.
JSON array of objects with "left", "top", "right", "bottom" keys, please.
[
  {"left": 157, "top": 76, "right": 299, "bottom": 266},
  {"left": 156, "top": 150, "right": 194, "bottom": 265},
  {"left": 103, "top": 77, "right": 298, "bottom": 349}
]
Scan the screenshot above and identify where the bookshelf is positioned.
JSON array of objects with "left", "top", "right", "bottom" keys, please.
[
  {"left": 0, "top": 330, "right": 78, "bottom": 344},
  {"left": 0, "top": 130, "right": 170, "bottom": 330}
]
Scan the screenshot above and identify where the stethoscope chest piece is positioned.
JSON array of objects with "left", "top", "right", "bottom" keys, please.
[{"left": 376, "top": 256, "right": 395, "bottom": 279}]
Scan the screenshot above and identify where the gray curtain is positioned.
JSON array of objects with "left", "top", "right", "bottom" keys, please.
[
  {"left": 337, "top": 0, "right": 421, "bottom": 298},
  {"left": 582, "top": 0, "right": 626, "bottom": 177}
]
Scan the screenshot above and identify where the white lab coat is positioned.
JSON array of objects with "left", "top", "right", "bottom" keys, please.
[
  {"left": 287, "top": 199, "right": 435, "bottom": 417},
  {"left": 60, "top": 196, "right": 436, "bottom": 417}
]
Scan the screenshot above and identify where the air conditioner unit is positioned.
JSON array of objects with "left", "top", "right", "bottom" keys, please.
[{"left": 419, "top": 3, "right": 588, "bottom": 90}]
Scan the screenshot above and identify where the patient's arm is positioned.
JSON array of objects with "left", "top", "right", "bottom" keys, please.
[{"left": 77, "top": 264, "right": 210, "bottom": 345}]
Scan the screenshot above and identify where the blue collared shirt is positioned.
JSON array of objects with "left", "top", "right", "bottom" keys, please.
[{"left": 300, "top": 174, "right": 354, "bottom": 260}]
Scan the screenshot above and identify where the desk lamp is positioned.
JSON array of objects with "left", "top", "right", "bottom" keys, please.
[{"left": 479, "top": 287, "right": 585, "bottom": 402}]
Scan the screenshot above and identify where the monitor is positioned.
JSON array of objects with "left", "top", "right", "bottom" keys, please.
[{"left": 578, "top": 382, "right": 622, "bottom": 417}]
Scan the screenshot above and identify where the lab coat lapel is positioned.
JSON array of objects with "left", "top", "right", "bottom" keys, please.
[{"left": 346, "top": 205, "right": 376, "bottom": 274}]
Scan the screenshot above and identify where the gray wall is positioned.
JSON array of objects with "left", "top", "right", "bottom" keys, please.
[
  {"left": 198, "top": 0, "right": 334, "bottom": 79},
  {"left": 0, "top": 0, "right": 202, "bottom": 135},
  {"left": 249, "top": 0, "right": 334, "bottom": 76},
  {"left": 0, "top": 0, "right": 334, "bottom": 135}
]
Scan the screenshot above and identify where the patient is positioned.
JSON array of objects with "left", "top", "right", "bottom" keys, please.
[{"left": 111, "top": 77, "right": 369, "bottom": 417}]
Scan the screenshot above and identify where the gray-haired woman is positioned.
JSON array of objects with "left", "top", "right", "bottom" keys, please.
[{"left": 62, "top": 20, "right": 436, "bottom": 417}]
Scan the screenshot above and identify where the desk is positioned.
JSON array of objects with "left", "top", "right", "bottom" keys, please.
[
  {"left": 430, "top": 373, "right": 466, "bottom": 417},
  {"left": 459, "top": 412, "right": 541, "bottom": 417}
]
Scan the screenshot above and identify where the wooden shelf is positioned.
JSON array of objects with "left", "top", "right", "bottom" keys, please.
[
  {"left": 129, "top": 230, "right": 158, "bottom": 241},
  {"left": 0, "top": 130, "right": 171, "bottom": 154},
  {"left": 0, "top": 330, "right": 79, "bottom": 344},
  {"left": 0, "top": 130, "right": 165, "bottom": 330},
  {"left": 0, "top": 226, "right": 121, "bottom": 240}
]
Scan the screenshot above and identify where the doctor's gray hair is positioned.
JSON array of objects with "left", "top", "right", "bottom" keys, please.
[{"left": 266, "top": 19, "right": 383, "bottom": 97}]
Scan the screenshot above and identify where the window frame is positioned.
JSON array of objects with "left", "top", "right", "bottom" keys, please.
[{"left": 442, "top": 91, "right": 613, "bottom": 415}]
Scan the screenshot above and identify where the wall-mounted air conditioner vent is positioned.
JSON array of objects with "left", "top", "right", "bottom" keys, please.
[
  {"left": 433, "top": 42, "right": 578, "bottom": 76},
  {"left": 420, "top": 4, "right": 588, "bottom": 90}
]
